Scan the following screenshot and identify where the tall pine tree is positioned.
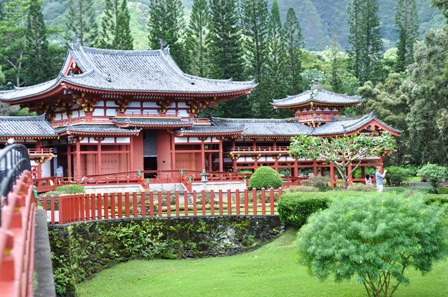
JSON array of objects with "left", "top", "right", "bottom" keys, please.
[
  {"left": 240, "top": 0, "right": 269, "bottom": 118},
  {"left": 65, "top": 0, "right": 99, "bottom": 47},
  {"left": 0, "top": 0, "right": 27, "bottom": 86},
  {"left": 207, "top": 0, "right": 248, "bottom": 117},
  {"left": 395, "top": 0, "right": 419, "bottom": 72},
  {"left": 184, "top": 0, "right": 210, "bottom": 76},
  {"left": 98, "top": 0, "right": 133, "bottom": 50},
  {"left": 261, "top": 0, "right": 287, "bottom": 118},
  {"left": 283, "top": 7, "right": 303, "bottom": 96},
  {"left": 347, "top": 0, "right": 384, "bottom": 85},
  {"left": 147, "top": 0, "right": 186, "bottom": 70},
  {"left": 23, "top": 0, "right": 52, "bottom": 86},
  {"left": 240, "top": 0, "right": 269, "bottom": 82}
]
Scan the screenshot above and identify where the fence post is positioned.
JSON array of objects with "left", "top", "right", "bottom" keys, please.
[
  {"left": 261, "top": 188, "right": 266, "bottom": 215},
  {"left": 141, "top": 191, "right": 146, "bottom": 218},
  {"left": 270, "top": 188, "right": 275, "bottom": 215},
  {"left": 210, "top": 190, "right": 214, "bottom": 216},
  {"left": 227, "top": 189, "right": 232, "bottom": 215},
  {"left": 132, "top": 192, "right": 138, "bottom": 218}
]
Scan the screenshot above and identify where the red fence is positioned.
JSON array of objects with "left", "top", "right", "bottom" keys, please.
[
  {"left": 0, "top": 171, "right": 36, "bottom": 297},
  {"left": 41, "top": 187, "right": 283, "bottom": 225}
]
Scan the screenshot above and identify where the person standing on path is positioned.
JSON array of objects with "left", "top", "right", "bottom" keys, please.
[{"left": 375, "top": 166, "right": 387, "bottom": 192}]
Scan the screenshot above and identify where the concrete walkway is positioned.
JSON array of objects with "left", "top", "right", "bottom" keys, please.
[{"left": 34, "top": 209, "right": 56, "bottom": 297}]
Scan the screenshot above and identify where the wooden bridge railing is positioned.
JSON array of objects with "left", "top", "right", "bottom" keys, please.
[
  {"left": 40, "top": 187, "right": 283, "bottom": 225},
  {"left": 0, "top": 170, "right": 36, "bottom": 297}
]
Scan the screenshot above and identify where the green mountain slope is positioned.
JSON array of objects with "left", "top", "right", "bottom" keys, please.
[{"left": 42, "top": 0, "right": 444, "bottom": 51}]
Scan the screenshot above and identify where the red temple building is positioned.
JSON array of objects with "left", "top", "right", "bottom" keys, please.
[{"left": 0, "top": 45, "right": 399, "bottom": 189}]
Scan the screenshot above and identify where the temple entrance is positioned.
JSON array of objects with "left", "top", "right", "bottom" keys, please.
[{"left": 144, "top": 157, "right": 157, "bottom": 177}]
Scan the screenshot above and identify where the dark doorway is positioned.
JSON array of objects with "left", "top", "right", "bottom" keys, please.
[{"left": 144, "top": 157, "right": 157, "bottom": 178}]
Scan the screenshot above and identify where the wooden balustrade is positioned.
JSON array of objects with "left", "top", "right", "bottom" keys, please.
[
  {"left": 0, "top": 171, "right": 36, "bottom": 297},
  {"left": 40, "top": 188, "right": 282, "bottom": 225}
]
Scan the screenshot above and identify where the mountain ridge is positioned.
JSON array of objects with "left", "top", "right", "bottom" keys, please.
[{"left": 42, "top": 0, "right": 444, "bottom": 51}]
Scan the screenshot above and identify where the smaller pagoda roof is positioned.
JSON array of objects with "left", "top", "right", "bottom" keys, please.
[
  {"left": 312, "top": 113, "right": 401, "bottom": 136},
  {"left": 113, "top": 117, "right": 194, "bottom": 128},
  {"left": 54, "top": 124, "right": 140, "bottom": 136},
  {"left": 272, "top": 88, "right": 361, "bottom": 109},
  {"left": 0, "top": 115, "right": 58, "bottom": 139},
  {"left": 212, "top": 117, "right": 312, "bottom": 138}
]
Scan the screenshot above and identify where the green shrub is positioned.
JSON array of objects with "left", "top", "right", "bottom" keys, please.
[
  {"left": 425, "top": 194, "right": 448, "bottom": 205},
  {"left": 301, "top": 175, "right": 331, "bottom": 188},
  {"left": 417, "top": 163, "right": 448, "bottom": 190},
  {"left": 347, "top": 183, "right": 377, "bottom": 192},
  {"left": 384, "top": 166, "right": 412, "bottom": 186},
  {"left": 284, "top": 186, "right": 319, "bottom": 193},
  {"left": 56, "top": 185, "right": 85, "bottom": 194},
  {"left": 277, "top": 192, "right": 331, "bottom": 228},
  {"left": 248, "top": 166, "right": 282, "bottom": 190},
  {"left": 438, "top": 187, "right": 448, "bottom": 195}
]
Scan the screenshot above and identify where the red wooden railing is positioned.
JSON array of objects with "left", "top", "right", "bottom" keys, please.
[
  {"left": 41, "top": 187, "right": 283, "bottom": 225},
  {"left": 0, "top": 171, "right": 36, "bottom": 297}
]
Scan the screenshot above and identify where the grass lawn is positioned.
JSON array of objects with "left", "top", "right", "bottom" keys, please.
[{"left": 77, "top": 228, "right": 448, "bottom": 297}]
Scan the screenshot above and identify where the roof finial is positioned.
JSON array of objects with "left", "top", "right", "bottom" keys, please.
[{"left": 160, "top": 38, "right": 168, "bottom": 49}]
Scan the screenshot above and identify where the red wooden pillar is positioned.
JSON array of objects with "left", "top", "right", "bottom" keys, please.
[
  {"left": 201, "top": 140, "right": 206, "bottom": 171},
  {"left": 129, "top": 136, "right": 134, "bottom": 172},
  {"left": 97, "top": 139, "right": 102, "bottom": 175},
  {"left": 313, "top": 160, "right": 318, "bottom": 176},
  {"left": 76, "top": 139, "right": 81, "bottom": 179},
  {"left": 219, "top": 139, "right": 224, "bottom": 172},
  {"left": 330, "top": 163, "right": 335, "bottom": 187},
  {"left": 67, "top": 144, "right": 72, "bottom": 179},
  {"left": 171, "top": 133, "right": 176, "bottom": 173}
]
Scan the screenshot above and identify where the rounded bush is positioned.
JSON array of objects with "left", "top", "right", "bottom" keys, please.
[{"left": 248, "top": 166, "right": 282, "bottom": 190}]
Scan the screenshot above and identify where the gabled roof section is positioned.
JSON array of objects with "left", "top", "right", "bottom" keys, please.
[
  {"left": 212, "top": 117, "right": 312, "bottom": 138},
  {"left": 272, "top": 89, "right": 361, "bottom": 109},
  {"left": 312, "top": 113, "right": 401, "bottom": 136},
  {"left": 0, "top": 115, "right": 58, "bottom": 138},
  {"left": 0, "top": 45, "right": 256, "bottom": 103}
]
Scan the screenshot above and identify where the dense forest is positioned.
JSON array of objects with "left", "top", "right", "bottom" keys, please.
[
  {"left": 1, "top": 0, "right": 448, "bottom": 167},
  {"left": 42, "top": 0, "right": 444, "bottom": 50}
]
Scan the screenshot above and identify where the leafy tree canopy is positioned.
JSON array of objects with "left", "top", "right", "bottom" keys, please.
[
  {"left": 289, "top": 132, "right": 396, "bottom": 188},
  {"left": 297, "top": 193, "right": 448, "bottom": 297}
]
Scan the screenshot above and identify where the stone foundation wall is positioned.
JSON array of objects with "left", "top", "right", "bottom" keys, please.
[{"left": 49, "top": 216, "right": 284, "bottom": 297}]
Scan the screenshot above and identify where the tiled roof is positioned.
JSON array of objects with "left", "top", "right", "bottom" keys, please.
[
  {"left": 0, "top": 115, "right": 57, "bottom": 138},
  {"left": 0, "top": 78, "right": 61, "bottom": 101},
  {"left": 0, "top": 46, "right": 256, "bottom": 103},
  {"left": 212, "top": 117, "right": 312, "bottom": 137},
  {"left": 272, "top": 89, "right": 360, "bottom": 107},
  {"left": 65, "top": 45, "right": 257, "bottom": 94},
  {"left": 175, "top": 126, "right": 243, "bottom": 136},
  {"left": 113, "top": 117, "right": 194, "bottom": 128},
  {"left": 54, "top": 124, "right": 140, "bottom": 135},
  {"left": 312, "top": 113, "right": 400, "bottom": 136}
]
